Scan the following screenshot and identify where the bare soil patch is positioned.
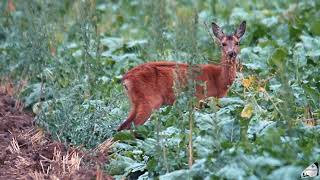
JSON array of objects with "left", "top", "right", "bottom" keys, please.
[{"left": 0, "top": 92, "right": 113, "bottom": 180}]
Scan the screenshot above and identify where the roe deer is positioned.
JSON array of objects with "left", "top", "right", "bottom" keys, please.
[{"left": 117, "top": 21, "right": 246, "bottom": 131}]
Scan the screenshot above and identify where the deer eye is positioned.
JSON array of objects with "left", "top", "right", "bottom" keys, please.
[{"left": 222, "top": 43, "right": 227, "bottom": 46}]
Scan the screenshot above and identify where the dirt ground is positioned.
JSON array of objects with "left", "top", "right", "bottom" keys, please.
[{"left": 0, "top": 91, "right": 113, "bottom": 180}]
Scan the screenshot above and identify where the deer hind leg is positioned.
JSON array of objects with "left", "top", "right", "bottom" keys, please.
[
  {"left": 132, "top": 95, "right": 163, "bottom": 127},
  {"left": 118, "top": 79, "right": 137, "bottom": 131},
  {"left": 132, "top": 104, "right": 153, "bottom": 127},
  {"left": 117, "top": 108, "right": 136, "bottom": 131},
  {"left": 118, "top": 77, "right": 162, "bottom": 130},
  {"left": 117, "top": 104, "right": 153, "bottom": 131}
]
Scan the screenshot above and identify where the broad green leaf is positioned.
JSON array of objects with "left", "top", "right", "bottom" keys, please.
[
  {"left": 310, "top": 19, "right": 320, "bottom": 36},
  {"left": 107, "top": 156, "right": 137, "bottom": 175},
  {"left": 267, "top": 166, "right": 303, "bottom": 180},
  {"left": 100, "top": 37, "right": 124, "bottom": 53},
  {"left": 246, "top": 155, "right": 282, "bottom": 167},
  {"left": 219, "top": 97, "right": 244, "bottom": 106},
  {"left": 268, "top": 48, "right": 288, "bottom": 69},
  {"left": 300, "top": 35, "right": 320, "bottom": 59},
  {"left": 248, "top": 119, "right": 276, "bottom": 138},
  {"left": 22, "top": 83, "right": 53, "bottom": 107},
  {"left": 303, "top": 85, "right": 320, "bottom": 107},
  {"left": 113, "top": 131, "right": 136, "bottom": 141},
  {"left": 195, "top": 112, "right": 213, "bottom": 131},
  {"left": 124, "top": 162, "right": 147, "bottom": 175},
  {"left": 292, "top": 43, "right": 307, "bottom": 67},
  {"left": 217, "top": 163, "right": 246, "bottom": 180},
  {"left": 125, "top": 39, "right": 148, "bottom": 49},
  {"left": 159, "top": 169, "right": 190, "bottom": 180},
  {"left": 241, "top": 103, "right": 254, "bottom": 119},
  {"left": 261, "top": 16, "right": 278, "bottom": 27}
]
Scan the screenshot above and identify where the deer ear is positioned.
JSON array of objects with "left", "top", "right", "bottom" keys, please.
[
  {"left": 235, "top": 21, "right": 246, "bottom": 38},
  {"left": 212, "top": 22, "right": 224, "bottom": 40}
]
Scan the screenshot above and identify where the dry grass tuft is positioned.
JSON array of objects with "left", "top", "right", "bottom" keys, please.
[
  {"left": 0, "top": 78, "right": 28, "bottom": 96},
  {"left": 64, "top": 150, "right": 82, "bottom": 173},
  {"left": 20, "top": 127, "right": 47, "bottom": 147},
  {"left": 95, "top": 166, "right": 104, "bottom": 180},
  {"left": 8, "top": 137, "right": 21, "bottom": 154},
  {"left": 31, "top": 129, "right": 46, "bottom": 146},
  {"left": 29, "top": 171, "right": 46, "bottom": 180},
  {"left": 0, "top": 78, "right": 27, "bottom": 112},
  {"left": 14, "top": 99, "right": 24, "bottom": 112},
  {"left": 95, "top": 138, "right": 114, "bottom": 154},
  {"left": 0, "top": 79, "right": 14, "bottom": 96},
  {"left": 16, "top": 156, "right": 32, "bottom": 169},
  {"left": 51, "top": 147, "right": 83, "bottom": 175}
]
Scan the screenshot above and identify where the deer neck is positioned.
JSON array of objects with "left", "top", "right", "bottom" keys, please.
[{"left": 219, "top": 53, "right": 237, "bottom": 90}]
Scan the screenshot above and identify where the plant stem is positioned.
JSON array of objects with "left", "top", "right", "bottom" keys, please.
[{"left": 188, "top": 101, "right": 194, "bottom": 168}]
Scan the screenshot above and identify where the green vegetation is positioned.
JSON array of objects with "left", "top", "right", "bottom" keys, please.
[{"left": 1, "top": 0, "right": 320, "bottom": 179}]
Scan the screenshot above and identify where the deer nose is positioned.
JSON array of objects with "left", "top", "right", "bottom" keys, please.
[{"left": 227, "top": 51, "right": 236, "bottom": 58}]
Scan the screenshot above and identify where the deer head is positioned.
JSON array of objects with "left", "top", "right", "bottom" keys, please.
[{"left": 212, "top": 21, "right": 246, "bottom": 63}]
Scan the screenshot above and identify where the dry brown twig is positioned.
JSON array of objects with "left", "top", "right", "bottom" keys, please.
[
  {"left": 9, "top": 137, "right": 21, "bottom": 154},
  {"left": 30, "top": 129, "right": 46, "bottom": 146},
  {"left": 94, "top": 138, "right": 114, "bottom": 153},
  {"left": 95, "top": 165, "right": 103, "bottom": 180},
  {"left": 28, "top": 171, "right": 45, "bottom": 180}
]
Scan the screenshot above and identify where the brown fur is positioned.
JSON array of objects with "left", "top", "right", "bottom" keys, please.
[{"left": 117, "top": 21, "right": 246, "bottom": 131}]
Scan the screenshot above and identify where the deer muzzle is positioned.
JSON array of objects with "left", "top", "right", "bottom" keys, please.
[{"left": 227, "top": 51, "right": 237, "bottom": 59}]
